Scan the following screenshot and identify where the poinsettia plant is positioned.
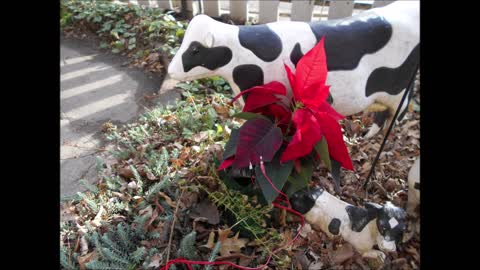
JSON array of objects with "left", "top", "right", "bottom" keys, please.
[{"left": 218, "top": 37, "right": 354, "bottom": 204}]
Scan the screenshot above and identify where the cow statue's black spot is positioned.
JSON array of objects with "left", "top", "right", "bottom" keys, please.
[
  {"left": 345, "top": 202, "right": 381, "bottom": 232},
  {"left": 328, "top": 218, "right": 341, "bottom": 235},
  {"left": 182, "top": 41, "right": 232, "bottom": 72},
  {"left": 327, "top": 93, "right": 334, "bottom": 105},
  {"left": 290, "top": 187, "right": 324, "bottom": 215},
  {"left": 238, "top": 25, "right": 282, "bottom": 62},
  {"left": 290, "top": 43, "right": 303, "bottom": 67},
  {"left": 365, "top": 44, "right": 420, "bottom": 97},
  {"left": 414, "top": 182, "right": 420, "bottom": 190},
  {"left": 309, "top": 13, "right": 392, "bottom": 71},
  {"left": 232, "top": 64, "right": 264, "bottom": 91}
]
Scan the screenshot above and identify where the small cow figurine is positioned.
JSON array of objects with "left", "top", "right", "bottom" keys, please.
[
  {"left": 290, "top": 187, "right": 406, "bottom": 260},
  {"left": 407, "top": 157, "right": 420, "bottom": 218},
  {"left": 404, "top": 157, "right": 420, "bottom": 241},
  {"left": 168, "top": 1, "right": 419, "bottom": 138}
]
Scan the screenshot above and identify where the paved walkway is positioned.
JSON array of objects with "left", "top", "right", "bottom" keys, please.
[{"left": 60, "top": 37, "right": 179, "bottom": 197}]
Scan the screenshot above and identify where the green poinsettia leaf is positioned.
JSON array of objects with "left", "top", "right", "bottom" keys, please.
[
  {"left": 297, "top": 157, "right": 314, "bottom": 183},
  {"left": 284, "top": 175, "right": 309, "bottom": 197},
  {"left": 314, "top": 136, "right": 332, "bottom": 171},
  {"left": 284, "top": 156, "right": 314, "bottom": 197},
  {"left": 255, "top": 149, "right": 294, "bottom": 204}
]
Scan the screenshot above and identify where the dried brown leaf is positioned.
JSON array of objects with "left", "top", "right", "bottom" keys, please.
[
  {"left": 148, "top": 254, "right": 161, "bottom": 268},
  {"left": 189, "top": 200, "right": 220, "bottom": 225},
  {"left": 203, "top": 231, "right": 216, "bottom": 249},
  {"left": 118, "top": 167, "right": 134, "bottom": 179},
  {"left": 330, "top": 243, "right": 355, "bottom": 265},
  {"left": 158, "top": 191, "right": 176, "bottom": 208},
  {"left": 218, "top": 228, "right": 248, "bottom": 257},
  {"left": 77, "top": 251, "right": 97, "bottom": 270}
]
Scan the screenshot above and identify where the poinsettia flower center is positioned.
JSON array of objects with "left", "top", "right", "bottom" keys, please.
[{"left": 293, "top": 101, "right": 304, "bottom": 110}]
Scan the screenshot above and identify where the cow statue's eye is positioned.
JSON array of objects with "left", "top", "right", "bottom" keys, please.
[{"left": 192, "top": 47, "right": 200, "bottom": 54}]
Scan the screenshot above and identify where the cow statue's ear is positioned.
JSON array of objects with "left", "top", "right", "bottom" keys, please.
[
  {"left": 205, "top": 32, "right": 215, "bottom": 48},
  {"left": 365, "top": 202, "right": 382, "bottom": 217}
]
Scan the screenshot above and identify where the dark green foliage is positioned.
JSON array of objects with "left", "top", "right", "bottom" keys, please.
[
  {"left": 61, "top": 0, "right": 187, "bottom": 57},
  {"left": 254, "top": 149, "right": 294, "bottom": 204},
  {"left": 85, "top": 221, "right": 152, "bottom": 270},
  {"left": 178, "top": 231, "right": 198, "bottom": 260},
  {"left": 208, "top": 188, "right": 272, "bottom": 238},
  {"left": 60, "top": 246, "right": 80, "bottom": 270},
  {"left": 205, "top": 242, "right": 221, "bottom": 270},
  {"left": 79, "top": 179, "right": 99, "bottom": 194}
]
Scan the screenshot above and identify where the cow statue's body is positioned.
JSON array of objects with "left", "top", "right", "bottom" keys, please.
[
  {"left": 168, "top": 1, "right": 419, "bottom": 138},
  {"left": 290, "top": 187, "right": 407, "bottom": 260}
]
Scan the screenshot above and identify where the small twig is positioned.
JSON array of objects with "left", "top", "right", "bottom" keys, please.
[{"left": 165, "top": 189, "right": 185, "bottom": 263}]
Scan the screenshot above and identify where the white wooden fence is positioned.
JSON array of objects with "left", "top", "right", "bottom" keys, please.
[{"left": 116, "top": 0, "right": 396, "bottom": 23}]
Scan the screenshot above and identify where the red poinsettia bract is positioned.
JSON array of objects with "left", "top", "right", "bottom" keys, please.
[
  {"left": 220, "top": 36, "right": 353, "bottom": 171},
  {"left": 281, "top": 37, "right": 353, "bottom": 170}
]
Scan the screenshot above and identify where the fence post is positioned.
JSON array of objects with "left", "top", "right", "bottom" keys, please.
[
  {"left": 258, "top": 0, "right": 279, "bottom": 24},
  {"left": 150, "top": 0, "right": 173, "bottom": 9},
  {"left": 203, "top": 0, "right": 220, "bottom": 17},
  {"left": 328, "top": 0, "right": 354, "bottom": 20},
  {"left": 229, "top": 0, "right": 248, "bottom": 22},
  {"left": 182, "top": 0, "right": 201, "bottom": 19},
  {"left": 291, "top": 0, "right": 315, "bottom": 22},
  {"left": 372, "top": 0, "right": 395, "bottom": 8}
]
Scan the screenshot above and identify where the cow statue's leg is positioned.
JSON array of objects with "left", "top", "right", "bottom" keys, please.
[{"left": 364, "top": 103, "right": 391, "bottom": 139}]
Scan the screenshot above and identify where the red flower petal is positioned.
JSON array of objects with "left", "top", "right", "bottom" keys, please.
[
  {"left": 284, "top": 64, "right": 298, "bottom": 100},
  {"left": 254, "top": 103, "right": 291, "bottom": 124},
  {"left": 295, "top": 36, "right": 329, "bottom": 106},
  {"left": 314, "top": 112, "right": 353, "bottom": 170},
  {"left": 280, "top": 108, "right": 322, "bottom": 163},
  {"left": 243, "top": 92, "right": 280, "bottom": 112},
  {"left": 302, "top": 85, "right": 330, "bottom": 110},
  {"left": 231, "top": 81, "right": 287, "bottom": 105},
  {"left": 218, "top": 156, "right": 235, "bottom": 171},
  {"left": 315, "top": 100, "right": 344, "bottom": 121}
]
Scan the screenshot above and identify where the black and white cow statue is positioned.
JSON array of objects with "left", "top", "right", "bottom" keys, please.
[
  {"left": 168, "top": 1, "right": 420, "bottom": 138},
  {"left": 290, "top": 187, "right": 407, "bottom": 260},
  {"left": 405, "top": 157, "right": 420, "bottom": 240},
  {"left": 407, "top": 157, "right": 420, "bottom": 217}
]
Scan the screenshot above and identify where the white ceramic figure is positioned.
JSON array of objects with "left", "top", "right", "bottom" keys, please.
[
  {"left": 407, "top": 157, "right": 420, "bottom": 216},
  {"left": 168, "top": 1, "right": 420, "bottom": 138},
  {"left": 405, "top": 157, "right": 420, "bottom": 239},
  {"left": 290, "top": 187, "right": 407, "bottom": 260}
]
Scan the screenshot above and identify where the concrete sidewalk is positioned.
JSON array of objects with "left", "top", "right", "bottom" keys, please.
[{"left": 60, "top": 37, "right": 179, "bottom": 197}]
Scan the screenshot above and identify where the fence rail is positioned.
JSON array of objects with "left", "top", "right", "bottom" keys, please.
[{"left": 114, "top": 0, "right": 396, "bottom": 22}]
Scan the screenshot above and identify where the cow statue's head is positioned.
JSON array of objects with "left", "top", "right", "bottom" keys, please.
[
  {"left": 366, "top": 201, "right": 407, "bottom": 252},
  {"left": 168, "top": 14, "right": 234, "bottom": 81}
]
